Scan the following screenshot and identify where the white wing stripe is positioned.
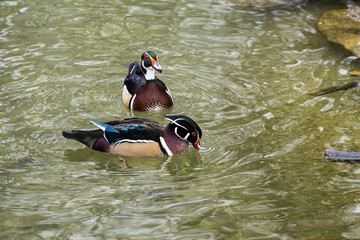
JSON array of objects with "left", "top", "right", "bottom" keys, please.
[
  {"left": 91, "top": 121, "right": 107, "bottom": 131},
  {"left": 113, "top": 139, "right": 155, "bottom": 147},
  {"left": 129, "top": 64, "right": 136, "bottom": 75}
]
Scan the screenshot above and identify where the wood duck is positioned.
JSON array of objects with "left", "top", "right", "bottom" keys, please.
[
  {"left": 62, "top": 115, "right": 203, "bottom": 157},
  {"left": 122, "top": 51, "right": 174, "bottom": 111}
]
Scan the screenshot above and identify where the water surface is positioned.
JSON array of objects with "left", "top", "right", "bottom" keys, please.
[{"left": 1, "top": 0, "right": 360, "bottom": 239}]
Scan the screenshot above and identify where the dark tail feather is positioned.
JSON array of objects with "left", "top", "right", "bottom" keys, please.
[
  {"left": 308, "top": 81, "right": 360, "bottom": 96},
  {"left": 62, "top": 130, "right": 102, "bottom": 149}
]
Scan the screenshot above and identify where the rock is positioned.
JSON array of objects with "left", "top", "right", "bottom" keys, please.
[{"left": 318, "top": 8, "right": 360, "bottom": 57}]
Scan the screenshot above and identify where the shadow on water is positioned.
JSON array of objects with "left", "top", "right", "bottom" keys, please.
[{"left": 63, "top": 148, "right": 203, "bottom": 175}]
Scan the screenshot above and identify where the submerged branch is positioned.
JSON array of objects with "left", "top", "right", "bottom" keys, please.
[
  {"left": 308, "top": 81, "right": 360, "bottom": 96},
  {"left": 308, "top": 71, "right": 360, "bottom": 96},
  {"left": 325, "top": 149, "right": 360, "bottom": 163}
]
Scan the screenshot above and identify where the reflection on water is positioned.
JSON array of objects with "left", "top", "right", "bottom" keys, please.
[{"left": 1, "top": 0, "right": 360, "bottom": 239}]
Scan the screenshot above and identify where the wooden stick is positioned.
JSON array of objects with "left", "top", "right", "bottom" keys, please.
[
  {"left": 325, "top": 149, "right": 360, "bottom": 162},
  {"left": 308, "top": 81, "right": 360, "bottom": 96}
]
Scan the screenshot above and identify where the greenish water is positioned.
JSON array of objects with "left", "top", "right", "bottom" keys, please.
[{"left": 1, "top": 0, "right": 360, "bottom": 239}]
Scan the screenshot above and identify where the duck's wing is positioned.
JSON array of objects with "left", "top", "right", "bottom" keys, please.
[
  {"left": 154, "top": 77, "right": 170, "bottom": 91},
  {"left": 62, "top": 118, "right": 164, "bottom": 153},
  {"left": 123, "top": 62, "right": 146, "bottom": 95},
  {"left": 91, "top": 120, "right": 163, "bottom": 146}
]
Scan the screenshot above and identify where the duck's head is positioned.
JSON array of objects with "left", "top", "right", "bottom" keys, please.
[
  {"left": 165, "top": 115, "right": 204, "bottom": 150},
  {"left": 141, "top": 51, "right": 162, "bottom": 79}
]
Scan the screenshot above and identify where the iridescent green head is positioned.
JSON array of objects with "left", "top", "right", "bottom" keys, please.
[
  {"left": 141, "top": 51, "right": 162, "bottom": 73},
  {"left": 165, "top": 115, "right": 204, "bottom": 150}
]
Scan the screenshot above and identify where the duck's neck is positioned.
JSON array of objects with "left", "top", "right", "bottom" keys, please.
[
  {"left": 142, "top": 64, "right": 156, "bottom": 80},
  {"left": 162, "top": 126, "right": 189, "bottom": 156}
]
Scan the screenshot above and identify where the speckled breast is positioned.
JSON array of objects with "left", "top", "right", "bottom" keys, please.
[{"left": 132, "top": 81, "right": 174, "bottom": 111}]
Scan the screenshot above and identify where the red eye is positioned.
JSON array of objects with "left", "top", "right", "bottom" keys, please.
[
  {"left": 192, "top": 132, "right": 196, "bottom": 136},
  {"left": 144, "top": 55, "right": 149, "bottom": 60}
]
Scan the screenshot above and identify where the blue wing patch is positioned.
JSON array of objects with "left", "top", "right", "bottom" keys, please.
[
  {"left": 120, "top": 126, "right": 137, "bottom": 131},
  {"left": 91, "top": 120, "right": 117, "bottom": 132},
  {"left": 91, "top": 120, "right": 121, "bottom": 144},
  {"left": 91, "top": 120, "right": 159, "bottom": 147}
]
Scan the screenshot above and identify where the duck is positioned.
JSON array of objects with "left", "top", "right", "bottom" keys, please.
[
  {"left": 122, "top": 51, "right": 174, "bottom": 111},
  {"left": 62, "top": 115, "right": 203, "bottom": 157}
]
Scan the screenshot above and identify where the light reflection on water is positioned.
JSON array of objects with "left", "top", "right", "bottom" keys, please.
[{"left": 1, "top": 0, "right": 360, "bottom": 239}]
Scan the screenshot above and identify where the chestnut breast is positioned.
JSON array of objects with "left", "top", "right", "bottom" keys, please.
[{"left": 132, "top": 80, "right": 173, "bottom": 111}]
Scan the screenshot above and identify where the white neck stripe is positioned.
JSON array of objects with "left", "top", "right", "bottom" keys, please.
[
  {"left": 160, "top": 136, "right": 173, "bottom": 156},
  {"left": 166, "top": 89, "right": 174, "bottom": 104},
  {"left": 129, "top": 94, "right": 136, "bottom": 110}
]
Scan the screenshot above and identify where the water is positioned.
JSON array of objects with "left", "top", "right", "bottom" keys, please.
[{"left": 1, "top": 0, "right": 360, "bottom": 239}]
